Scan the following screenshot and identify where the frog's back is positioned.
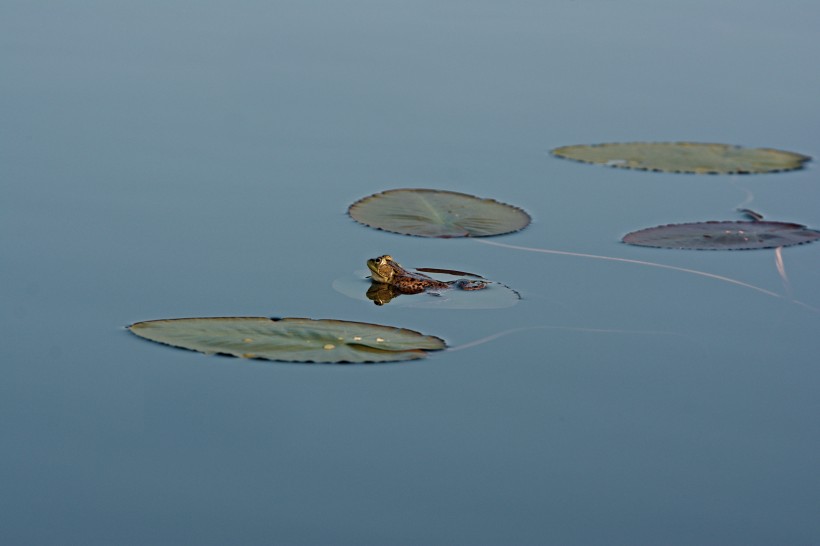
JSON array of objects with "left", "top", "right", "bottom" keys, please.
[
  {"left": 391, "top": 272, "right": 449, "bottom": 294},
  {"left": 367, "top": 254, "right": 486, "bottom": 294}
]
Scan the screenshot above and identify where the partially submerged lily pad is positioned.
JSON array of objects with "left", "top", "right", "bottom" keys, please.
[
  {"left": 551, "top": 142, "right": 810, "bottom": 174},
  {"left": 128, "top": 317, "right": 446, "bottom": 363},
  {"left": 623, "top": 221, "right": 820, "bottom": 250},
  {"left": 414, "top": 267, "right": 485, "bottom": 278},
  {"left": 332, "top": 269, "right": 521, "bottom": 309},
  {"left": 348, "top": 189, "right": 531, "bottom": 237}
]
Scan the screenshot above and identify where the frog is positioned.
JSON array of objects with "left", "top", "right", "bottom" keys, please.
[{"left": 366, "top": 255, "right": 488, "bottom": 303}]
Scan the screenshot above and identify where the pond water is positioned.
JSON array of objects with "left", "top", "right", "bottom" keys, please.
[{"left": 3, "top": 1, "right": 820, "bottom": 544}]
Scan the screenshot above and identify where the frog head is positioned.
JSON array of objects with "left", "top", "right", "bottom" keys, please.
[{"left": 367, "top": 255, "right": 401, "bottom": 284}]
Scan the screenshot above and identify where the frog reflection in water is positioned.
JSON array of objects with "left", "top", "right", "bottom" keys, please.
[{"left": 366, "top": 254, "right": 487, "bottom": 305}]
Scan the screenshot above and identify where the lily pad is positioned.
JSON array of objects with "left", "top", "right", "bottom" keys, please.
[
  {"left": 128, "top": 317, "right": 446, "bottom": 363},
  {"left": 551, "top": 142, "right": 810, "bottom": 174},
  {"left": 623, "top": 221, "right": 820, "bottom": 250},
  {"left": 348, "top": 189, "right": 531, "bottom": 237},
  {"left": 414, "top": 267, "right": 485, "bottom": 278}
]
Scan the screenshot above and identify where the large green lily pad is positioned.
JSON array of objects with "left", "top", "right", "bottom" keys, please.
[
  {"left": 348, "top": 188, "right": 531, "bottom": 237},
  {"left": 128, "top": 317, "right": 446, "bottom": 363},
  {"left": 551, "top": 142, "right": 810, "bottom": 174},
  {"left": 623, "top": 221, "right": 820, "bottom": 250}
]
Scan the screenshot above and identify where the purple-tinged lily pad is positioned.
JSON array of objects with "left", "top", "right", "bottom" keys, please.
[
  {"left": 552, "top": 142, "right": 810, "bottom": 174},
  {"left": 415, "top": 267, "right": 484, "bottom": 278},
  {"left": 348, "top": 189, "right": 531, "bottom": 238},
  {"left": 623, "top": 221, "right": 820, "bottom": 250}
]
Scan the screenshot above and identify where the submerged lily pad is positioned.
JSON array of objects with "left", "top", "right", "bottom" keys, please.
[
  {"left": 551, "top": 142, "right": 810, "bottom": 174},
  {"left": 348, "top": 189, "right": 531, "bottom": 237},
  {"left": 332, "top": 269, "right": 521, "bottom": 309},
  {"left": 128, "top": 317, "right": 446, "bottom": 363},
  {"left": 623, "top": 221, "right": 820, "bottom": 250}
]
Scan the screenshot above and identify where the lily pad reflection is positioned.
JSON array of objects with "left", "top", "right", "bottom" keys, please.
[
  {"left": 623, "top": 221, "right": 820, "bottom": 250},
  {"left": 128, "top": 317, "right": 446, "bottom": 363},
  {"left": 552, "top": 142, "right": 810, "bottom": 174}
]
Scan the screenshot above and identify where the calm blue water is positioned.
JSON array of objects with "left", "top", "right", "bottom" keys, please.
[{"left": 3, "top": 1, "right": 820, "bottom": 544}]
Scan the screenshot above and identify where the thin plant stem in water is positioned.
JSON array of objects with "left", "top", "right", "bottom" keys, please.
[
  {"left": 730, "top": 177, "right": 756, "bottom": 211},
  {"left": 730, "top": 181, "right": 797, "bottom": 303},
  {"left": 774, "top": 246, "right": 792, "bottom": 299},
  {"left": 474, "top": 239, "right": 819, "bottom": 314},
  {"left": 448, "top": 325, "right": 698, "bottom": 352}
]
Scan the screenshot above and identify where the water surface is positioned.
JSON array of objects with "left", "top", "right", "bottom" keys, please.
[{"left": 2, "top": 1, "right": 820, "bottom": 544}]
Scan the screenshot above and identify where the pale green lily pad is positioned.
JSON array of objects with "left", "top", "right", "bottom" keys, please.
[
  {"left": 128, "top": 317, "right": 446, "bottom": 363},
  {"left": 348, "top": 188, "right": 531, "bottom": 237},
  {"left": 551, "top": 142, "right": 810, "bottom": 174}
]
